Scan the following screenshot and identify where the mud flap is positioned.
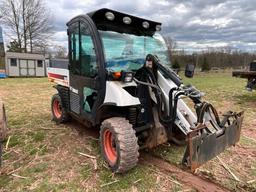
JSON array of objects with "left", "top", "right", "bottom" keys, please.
[{"left": 182, "top": 111, "right": 244, "bottom": 171}]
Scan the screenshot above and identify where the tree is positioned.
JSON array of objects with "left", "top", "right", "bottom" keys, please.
[
  {"left": 7, "top": 39, "right": 22, "bottom": 52},
  {"left": 25, "top": 0, "right": 53, "bottom": 52},
  {"left": 201, "top": 57, "right": 210, "bottom": 71},
  {"left": 0, "top": 0, "right": 22, "bottom": 50},
  {"left": 164, "top": 36, "right": 177, "bottom": 58},
  {"left": 54, "top": 45, "right": 67, "bottom": 58},
  {"left": 172, "top": 59, "right": 180, "bottom": 69},
  {"left": 32, "top": 41, "right": 48, "bottom": 54},
  {"left": 0, "top": 0, "right": 53, "bottom": 53}
]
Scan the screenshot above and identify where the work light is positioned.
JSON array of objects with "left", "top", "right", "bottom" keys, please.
[
  {"left": 105, "top": 12, "right": 115, "bottom": 21},
  {"left": 123, "top": 17, "right": 132, "bottom": 24},
  {"left": 156, "top": 25, "right": 161, "bottom": 31},
  {"left": 142, "top": 21, "right": 150, "bottom": 29}
]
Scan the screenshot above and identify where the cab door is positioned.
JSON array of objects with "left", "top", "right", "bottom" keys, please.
[{"left": 68, "top": 18, "right": 105, "bottom": 123}]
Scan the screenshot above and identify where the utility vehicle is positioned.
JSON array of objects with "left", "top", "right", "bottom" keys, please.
[{"left": 48, "top": 8, "right": 243, "bottom": 173}]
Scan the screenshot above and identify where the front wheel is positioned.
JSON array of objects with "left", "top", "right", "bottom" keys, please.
[
  {"left": 100, "top": 117, "right": 139, "bottom": 173},
  {"left": 51, "top": 94, "right": 70, "bottom": 124}
]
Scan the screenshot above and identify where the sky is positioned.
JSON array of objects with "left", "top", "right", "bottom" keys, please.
[{"left": 3, "top": 0, "right": 256, "bottom": 52}]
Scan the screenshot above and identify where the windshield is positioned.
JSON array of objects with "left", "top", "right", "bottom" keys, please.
[{"left": 99, "top": 31, "right": 171, "bottom": 72}]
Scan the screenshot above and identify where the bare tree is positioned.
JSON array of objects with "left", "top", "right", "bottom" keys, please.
[
  {"left": 0, "top": 0, "right": 53, "bottom": 53},
  {"left": 32, "top": 41, "right": 48, "bottom": 54},
  {"left": 163, "top": 36, "right": 177, "bottom": 57},
  {"left": 54, "top": 45, "right": 67, "bottom": 58},
  {"left": 22, "top": 0, "right": 27, "bottom": 52},
  {"left": 25, "top": 0, "right": 53, "bottom": 52},
  {"left": 0, "top": 0, "right": 22, "bottom": 50}
]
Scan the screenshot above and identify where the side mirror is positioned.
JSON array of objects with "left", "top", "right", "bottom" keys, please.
[{"left": 185, "top": 63, "right": 195, "bottom": 78}]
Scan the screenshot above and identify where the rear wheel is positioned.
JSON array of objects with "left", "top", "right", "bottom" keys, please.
[
  {"left": 51, "top": 94, "right": 70, "bottom": 124},
  {"left": 100, "top": 117, "right": 139, "bottom": 173}
]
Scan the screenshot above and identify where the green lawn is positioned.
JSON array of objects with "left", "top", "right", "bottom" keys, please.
[{"left": 0, "top": 72, "right": 255, "bottom": 191}]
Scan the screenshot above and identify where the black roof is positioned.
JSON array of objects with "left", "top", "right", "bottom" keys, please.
[{"left": 87, "top": 8, "right": 161, "bottom": 36}]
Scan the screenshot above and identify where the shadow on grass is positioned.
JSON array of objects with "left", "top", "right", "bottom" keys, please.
[{"left": 65, "top": 120, "right": 100, "bottom": 138}]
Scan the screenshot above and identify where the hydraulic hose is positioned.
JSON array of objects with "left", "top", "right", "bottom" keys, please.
[
  {"left": 133, "top": 75, "right": 170, "bottom": 124},
  {"left": 167, "top": 91, "right": 186, "bottom": 136},
  {"left": 198, "top": 102, "right": 221, "bottom": 125},
  {"left": 134, "top": 67, "right": 185, "bottom": 139},
  {"left": 133, "top": 77, "right": 162, "bottom": 91}
]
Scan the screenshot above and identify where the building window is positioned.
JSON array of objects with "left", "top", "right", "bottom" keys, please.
[
  {"left": 37, "top": 60, "right": 43, "bottom": 67},
  {"left": 10, "top": 58, "right": 17, "bottom": 66}
]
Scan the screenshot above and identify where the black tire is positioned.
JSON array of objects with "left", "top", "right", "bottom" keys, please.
[
  {"left": 100, "top": 117, "right": 139, "bottom": 173},
  {"left": 51, "top": 94, "right": 70, "bottom": 124}
]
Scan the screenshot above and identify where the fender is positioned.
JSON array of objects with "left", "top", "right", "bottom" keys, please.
[{"left": 103, "top": 81, "right": 140, "bottom": 106}]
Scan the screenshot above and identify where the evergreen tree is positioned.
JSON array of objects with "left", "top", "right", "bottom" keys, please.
[
  {"left": 201, "top": 57, "right": 210, "bottom": 71},
  {"left": 7, "top": 40, "right": 22, "bottom": 52},
  {"left": 172, "top": 59, "right": 180, "bottom": 69}
]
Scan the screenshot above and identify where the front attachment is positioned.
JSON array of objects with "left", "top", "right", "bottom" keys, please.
[{"left": 182, "top": 111, "right": 244, "bottom": 171}]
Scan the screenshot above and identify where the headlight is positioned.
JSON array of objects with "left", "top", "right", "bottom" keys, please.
[{"left": 122, "top": 72, "right": 133, "bottom": 83}]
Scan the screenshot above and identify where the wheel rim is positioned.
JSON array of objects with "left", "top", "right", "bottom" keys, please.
[
  {"left": 103, "top": 129, "right": 117, "bottom": 165},
  {"left": 53, "top": 99, "right": 62, "bottom": 118}
]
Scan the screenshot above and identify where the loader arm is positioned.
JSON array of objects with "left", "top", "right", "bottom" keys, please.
[{"left": 155, "top": 62, "right": 244, "bottom": 171}]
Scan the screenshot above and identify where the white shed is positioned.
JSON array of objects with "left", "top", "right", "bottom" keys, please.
[{"left": 5, "top": 52, "right": 46, "bottom": 77}]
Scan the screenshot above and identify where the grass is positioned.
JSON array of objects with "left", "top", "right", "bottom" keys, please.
[
  {"left": 152, "top": 144, "right": 185, "bottom": 165},
  {"left": 183, "top": 72, "right": 256, "bottom": 191},
  {"left": 0, "top": 73, "right": 255, "bottom": 191},
  {"left": 98, "top": 166, "right": 155, "bottom": 191}
]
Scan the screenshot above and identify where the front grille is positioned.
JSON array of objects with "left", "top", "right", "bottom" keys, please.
[{"left": 70, "top": 92, "right": 80, "bottom": 114}]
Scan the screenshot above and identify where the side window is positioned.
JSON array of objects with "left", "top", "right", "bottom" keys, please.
[
  {"left": 10, "top": 58, "right": 17, "bottom": 66},
  {"left": 80, "top": 21, "right": 97, "bottom": 77},
  {"left": 37, "top": 60, "right": 43, "bottom": 67},
  {"left": 69, "top": 22, "right": 80, "bottom": 75}
]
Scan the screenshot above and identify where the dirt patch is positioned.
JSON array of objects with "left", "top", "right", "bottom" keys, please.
[
  {"left": 242, "top": 118, "right": 256, "bottom": 139},
  {"left": 141, "top": 153, "right": 230, "bottom": 192}
]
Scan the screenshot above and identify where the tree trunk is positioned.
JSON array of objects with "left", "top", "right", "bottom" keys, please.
[
  {"left": 22, "top": 0, "right": 27, "bottom": 52},
  {"left": 29, "top": 32, "right": 32, "bottom": 53},
  {"left": 10, "top": 0, "right": 22, "bottom": 51}
]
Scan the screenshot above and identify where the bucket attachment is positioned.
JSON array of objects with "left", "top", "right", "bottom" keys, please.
[{"left": 182, "top": 111, "right": 244, "bottom": 171}]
